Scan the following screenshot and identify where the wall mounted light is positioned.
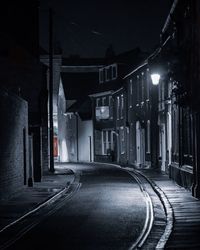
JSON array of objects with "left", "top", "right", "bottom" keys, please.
[{"left": 151, "top": 73, "right": 161, "bottom": 85}]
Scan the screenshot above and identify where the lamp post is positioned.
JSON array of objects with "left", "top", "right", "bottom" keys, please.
[
  {"left": 49, "top": 8, "right": 54, "bottom": 173},
  {"left": 149, "top": 69, "right": 160, "bottom": 168}
]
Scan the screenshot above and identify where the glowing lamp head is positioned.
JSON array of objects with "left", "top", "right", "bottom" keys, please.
[{"left": 151, "top": 73, "right": 160, "bottom": 85}]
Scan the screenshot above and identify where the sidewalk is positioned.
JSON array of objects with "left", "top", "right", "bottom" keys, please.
[
  {"left": 0, "top": 166, "right": 74, "bottom": 233},
  {"left": 139, "top": 168, "right": 200, "bottom": 249}
]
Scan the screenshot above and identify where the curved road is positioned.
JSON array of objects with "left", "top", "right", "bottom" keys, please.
[{"left": 6, "top": 163, "right": 147, "bottom": 250}]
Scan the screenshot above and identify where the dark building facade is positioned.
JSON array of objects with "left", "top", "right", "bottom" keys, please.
[
  {"left": 141, "top": 0, "right": 200, "bottom": 197},
  {"left": 124, "top": 65, "right": 159, "bottom": 168},
  {"left": 91, "top": 49, "right": 147, "bottom": 164},
  {"left": 0, "top": 87, "right": 29, "bottom": 200},
  {"left": 92, "top": 91, "right": 115, "bottom": 162},
  {"left": 154, "top": 0, "right": 199, "bottom": 196},
  {"left": 0, "top": 0, "right": 49, "bottom": 191}
]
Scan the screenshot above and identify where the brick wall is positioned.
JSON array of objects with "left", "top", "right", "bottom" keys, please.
[{"left": 0, "top": 88, "right": 29, "bottom": 200}]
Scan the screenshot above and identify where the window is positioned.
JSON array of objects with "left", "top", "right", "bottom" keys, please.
[
  {"left": 117, "top": 96, "right": 120, "bottom": 120},
  {"left": 102, "top": 96, "right": 107, "bottom": 106},
  {"left": 99, "top": 68, "right": 106, "bottom": 83},
  {"left": 161, "top": 83, "right": 165, "bottom": 109},
  {"left": 95, "top": 130, "right": 102, "bottom": 155},
  {"left": 120, "top": 94, "right": 124, "bottom": 119},
  {"left": 99, "top": 69, "right": 104, "bottom": 83},
  {"left": 141, "top": 72, "right": 144, "bottom": 102},
  {"left": 99, "top": 64, "right": 117, "bottom": 83},
  {"left": 147, "top": 120, "right": 151, "bottom": 153},
  {"left": 106, "top": 66, "right": 112, "bottom": 81},
  {"left": 96, "top": 98, "right": 101, "bottom": 107},
  {"left": 102, "top": 130, "right": 112, "bottom": 155},
  {"left": 136, "top": 75, "right": 140, "bottom": 105},
  {"left": 146, "top": 69, "right": 150, "bottom": 101},
  {"left": 120, "top": 127, "right": 125, "bottom": 154},
  {"left": 112, "top": 64, "right": 117, "bottom": 79},
  {"left": 129, "top": 79, "right": 133, "bottom": 108},
  {"left": 109, "top": 96, "right": 113, "bottom": 119}
]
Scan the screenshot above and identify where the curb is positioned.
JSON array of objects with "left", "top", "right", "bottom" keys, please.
[
  {"left": 127, "top": 171, "right": 154, "bottom": 250},
  {"left": 93, "top": 162, "right": 173, "bottom": 249},
  {"left": 135, "top": 170, "right": 174, "bottom": 250},
  {"left": 0, "top": 172, "right": 75, "bottom": 234}
]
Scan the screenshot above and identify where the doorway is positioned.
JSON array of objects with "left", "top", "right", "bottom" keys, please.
[
  {"left": 160, "top": 124, "right": 166, "bottom": 171},
  {"left": 136, "top": 121, "right": 145, "bottom": 167}
]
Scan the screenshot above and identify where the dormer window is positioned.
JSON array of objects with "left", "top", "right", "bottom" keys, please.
[
  {"left": 106, "top": 66, "right": 112, "bottom": 81},
  {"left": 99, "top": 64, "right": 118, "bottom": 83},
  {"left": 112, "top": 64, "right": 117, "bottom": 79}
]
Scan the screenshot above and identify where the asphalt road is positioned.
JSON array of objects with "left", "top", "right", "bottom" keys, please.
[{"left": 6, "top": 163, "right": 147, "bottom": 250}]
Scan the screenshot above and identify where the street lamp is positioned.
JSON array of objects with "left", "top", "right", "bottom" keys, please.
[{"left": 151, "top": 73, "right": 161, "bottom": 85}]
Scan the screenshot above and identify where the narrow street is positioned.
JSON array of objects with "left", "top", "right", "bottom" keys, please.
[{"left": 2, "top": 163, "right": 150, "bottom": 250}]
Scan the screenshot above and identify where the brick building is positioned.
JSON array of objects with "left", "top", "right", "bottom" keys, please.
[{"left": 0, "top": 87, "right": 29, "bottom": 200}]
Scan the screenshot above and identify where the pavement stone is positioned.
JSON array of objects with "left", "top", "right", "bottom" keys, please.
[
  {"left": 138, "top": 168, "right": 200, "bottom": 249},
  {"left": 0, "top": 166, "right": 75, "bottom": 233}
]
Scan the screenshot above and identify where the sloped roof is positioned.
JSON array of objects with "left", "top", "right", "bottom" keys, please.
[{"left": 67, "top": 96, "right": 92, "bottom": 120}]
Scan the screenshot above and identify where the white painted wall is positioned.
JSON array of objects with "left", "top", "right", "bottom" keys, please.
[{"left": 78, "top": 118, "right": 94, "bottom": 162}]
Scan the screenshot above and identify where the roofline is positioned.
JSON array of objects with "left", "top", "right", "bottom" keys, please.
[
  {"left": 123, "top": 34, "right": 172, "bottom": 79},
  {"left": 89, "top": 90, "right": 113, "bottom": 98},
  {"left": 61, "top": 65, "right": 104, "bottom": 73},
  {"left": 112, "top": 87, "right": 124, "bottom": 95},
  {"left": 123, "top": 61, "right": 148, "bottom": 79},
  {"left": 40, "top": 54, "right": 62, "bottom": 59},
  {"left": 161, "top": 0, "right": 179, "bottom": 34}
]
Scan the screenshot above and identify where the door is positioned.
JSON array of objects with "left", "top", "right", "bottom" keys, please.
[
  {"left": 167, "top": 111, "right": 172, "bottom": 166},
  {"left": 160, "top": 124, "right": 166, "bottom": 171},
  {"left": 136, "top": 121, "right": 145, "bottom": 167}
]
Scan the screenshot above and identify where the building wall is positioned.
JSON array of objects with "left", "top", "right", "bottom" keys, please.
[
  {"left": 159, "top": 0, "right": 195, "bottom": 193},
  {"left": 125, "top": 67, "right": 158, "bottom": 169},
  {"left": 113, "top": 88, "right": 127, "bottom": 164},
  {"left": 0, "top": 88, "right": 29, "bottom": 200},
  {"left": 57, "top": 80, "right": 68, "bottom": 162},
  {"left": 40, "top": 55, "right": 62, "bottom": 113},
  {"left": 92, "top": 93, "right": 114, "bottom": 163},
  {"left": 78, "top": 119, "right": 94, "bottom": 162},
  {"left": 66, "top": 114, "right": 78, "bottom": 162}
]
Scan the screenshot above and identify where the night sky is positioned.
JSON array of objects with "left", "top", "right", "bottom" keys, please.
[{"left": 39, "top": 0, "right": 172, "bottom": 57}]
